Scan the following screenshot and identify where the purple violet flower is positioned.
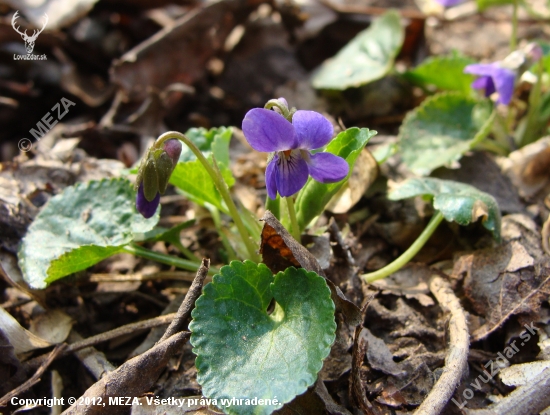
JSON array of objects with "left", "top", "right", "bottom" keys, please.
[
  {"left": 464, "top": 62, "right": 516, "bottom": 105},
  {"left": 242, "top": 107, "right": 349, "bottom": 199},
  {"left": 435, "top": 0, "right": 464, "bottom": 7},
  {"left": 136, "top": 138, "right": 182, "bottom": 218}
]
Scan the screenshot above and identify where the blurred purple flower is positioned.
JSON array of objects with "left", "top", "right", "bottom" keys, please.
[
  {"left": 435, "top": 0, "right": 464, "bottom": 7},
  {"left": 464, "top": 62, "right": 515, "bottom": 105},
  {"left": 136, "top": 138, "right": 182, "bottom": 218},
  {"left": 242, "top": 107, "right": 349, "bottom": 199}
]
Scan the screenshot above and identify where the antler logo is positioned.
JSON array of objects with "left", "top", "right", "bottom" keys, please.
[{"left": 12, "top": 11, "right": 48, "bottom": 54}]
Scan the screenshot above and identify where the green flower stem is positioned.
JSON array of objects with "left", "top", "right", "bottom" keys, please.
[
  {"left": 265, "top": 196, "right": 280, "bottom": 221},
  {"left": 285, "top": 196, "right": 301, "bottom": 242},
  {"left": 511, "top": 0, "right": 518, "bottom": 51},
  {"left": 361, "top": 211, "right": 445, "bottom": 284},
  {"left": 206, "top": 204, "right": 238, "bottom": 262},
  {"left": 172, "top": 240, "right": 202, "bottom": 263},
  {"left": 123, "top": 244, "right": 219, "bottom": 275},
  {"left": 156, "top": 131, "right": 260, "bottom": 262},
  {"left": 474, "top": 138, "right": 509, "bottom": 156},
  {"left": 518, "top": 61, "right": 544, "bottom": 147}
]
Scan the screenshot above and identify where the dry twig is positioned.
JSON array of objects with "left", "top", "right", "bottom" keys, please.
[
  {"left": 158, "top": 257, "right": 209, "bottom": 343},
  {"left": 415, "top": 275, "right": 469, "bottom": 415},
  {"left": 24, "top": 312, "right": 176, "bottom": 371}
]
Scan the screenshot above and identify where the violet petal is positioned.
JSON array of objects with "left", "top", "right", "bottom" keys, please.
[
  {"left": 273, "top": 152, "right": 309, "bottom": 197},
  {"left": 464, "top": 63, "right": 498, "bottom": 77},
  {"left": 292, "top": 110, "right": 334, "bottom": 150},
  {"left": 306, "top": 152, "right": 349, "bottom": 183},
  {"left": 136, "top": 183, "right": 160, "bottom": 219},
  {"left": 492, "top": 67, "right": 515, "bottom": 105},
  {"left": 472, "top": 75, "right": 496, "bottom": 97},
  {"left": 435, "top": 0, "right": 464, "bottom": 6},
  {"left": 242, "top": 108, "right": 296, "bottom": 152},
  {"left": 265, "top": 156, "right": 278, "bottom": 200}
]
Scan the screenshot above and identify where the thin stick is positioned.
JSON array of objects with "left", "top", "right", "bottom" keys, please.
[
  {"left": 158, "top": 258, "right": 209, "bottom": 343},
  {"left": 415, "top": 275, "right": 469, "bottom": 415},
  {"left": 24, "top": 313, "right": 177, "bottom": 371},
  {"left": 0, "top": 344, "right": 66, "bottom": 406}
]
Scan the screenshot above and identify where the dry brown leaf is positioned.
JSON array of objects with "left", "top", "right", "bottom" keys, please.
[
  {"left": 500, "top": 136, "right": 550, "bottom": 199},
  {"left": 111, "top": 1, "right": 261, "bottom": 100},
  {"left": 371, "top": 264, "right": 435, "bottom": 307},
  {"left": 327, "top": 149, "right": 378, "bottom": 214},
  {"left": 453, "top": 214, "right": 550, "bottom": 341}
]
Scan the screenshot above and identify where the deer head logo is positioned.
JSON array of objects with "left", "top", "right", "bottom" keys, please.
[{"left": 12, "top": 11, "right": 48, "bottom": 54}]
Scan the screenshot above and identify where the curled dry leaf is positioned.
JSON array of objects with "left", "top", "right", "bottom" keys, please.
[
  {"left": 29, "top": 309, "right": 73, "bottom": 345},
  {"left": 500, "top": 136, "right": 550, "bottom": 199},
  {"left": 453, "top": 214, "right": 550, "bottom": 341},
  {"left": 0, "top": 306, "right": 54, "bottom": 354},
  {"left": 326, "top": 148, "right": 378, "bottom": 214},
  {"left": 361, "top": 327, "right": 405, "bottom": 377}
]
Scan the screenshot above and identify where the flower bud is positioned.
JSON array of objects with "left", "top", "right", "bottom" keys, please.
[
  {"left": 163, "top": 139, "right": 182, "bottom": 165},
  {"left": 135, "top": 138, "right": 182, "bottom": 218},
  {"left": 142, "top": 155, "right": 159, "bottom": 201},
  {"left": 525, "top": 43, "right": 543, "bottom": 64}
]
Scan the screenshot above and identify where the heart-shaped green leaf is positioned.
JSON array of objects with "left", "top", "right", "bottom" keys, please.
[
  {"left": 311, "top": 10, "right": 404, "bottom": 90},
  {"left": 18, "top": 178, "right": 159, "bottom": 289},
  {"left": 190, "top": 261, "right": 336, "bottom": 415},
  {"left": 389, "top": 177, "right": 501, "bottom": 240},
  {"left": 399, "top": 92, "right": 494, "bottom": 175},
  {"left": 403, "top": 53, "right": 476, "bottom": 94},
  {"left": 295, "top": 127, "right": 377, "bottom": 230},
  {"left": 170, "top": 127, "right": 235, "bottom": 213}
]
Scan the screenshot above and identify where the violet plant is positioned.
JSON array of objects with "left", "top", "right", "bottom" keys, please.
[
  {"left": 18, "top": 97, "right": 375, "bottom": 415},
  {"left": 15, "top": 7, "right": 549, "bottom": 413}
]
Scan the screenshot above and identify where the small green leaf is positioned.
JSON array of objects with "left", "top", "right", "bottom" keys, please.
[
  {"left": 19, "top": 179, "right": 159, "bottom": 288},
  {"left": 399, "top": 92, "right": 494, "bottom": 176},
  {"left": 190, "top": 261, "right": 336, "bottom": 415},
  {"left": 389, "top": 177, "right": 501, "bottom": 240},
  {"left": 295, "top": 128, "right": 377, "bottom": 230},
  {"left": 180, "top": 127, "right": 232, "bottom": 166},
  {"left": 170, "top": 127, "right": 235, "bottom": 212},
  {"left": 403, "top": 52, "right": 476, "bottom": 94},
  {"left": 311, "top": 10, "right": 404, "bottom": 90},
  {"left": 170, "top": 159, "right": 227, "bottom": 212}
]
